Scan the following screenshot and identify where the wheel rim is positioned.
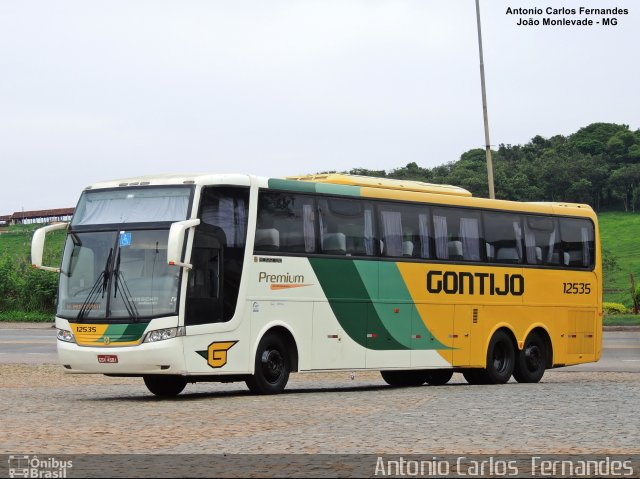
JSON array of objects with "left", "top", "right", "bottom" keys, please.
[
  {"left": 524, "top": 344, "right": 542, "bottom": 372},
  {"left": 261, "top": 349, "right": 284, "bottom": 384}
]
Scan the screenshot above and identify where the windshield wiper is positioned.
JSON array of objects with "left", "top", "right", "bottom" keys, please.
[
  {"left": 77, "top": 248, "right": 112, "bottom": 322},
  {"left": 113, "top": 249, "right": 140, "bottom": 322}
]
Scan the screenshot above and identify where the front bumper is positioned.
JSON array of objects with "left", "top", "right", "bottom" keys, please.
[{"left": 57, "top": 338, "right": 186, "bottom": 375}]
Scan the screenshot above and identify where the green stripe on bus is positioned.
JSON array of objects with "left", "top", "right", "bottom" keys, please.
[
  {"left": 267, "top": 178, "right": 361, "bottom": 197},
  {"left": 309, "top": 258, "right": 407, "bottom": 351},
  {"left": 374, "top": 262, "right": 448, "bottom": 350},
  {"left": 309, "top": 258, "right": 449, "bottom": 351},
  {"left": 268, "top": 178, "right": 317, "bottom": 193},
  {"left": 315, "top": 183, "right": 360, "bottom": 197},
  {"left": 98, "top": 323, "right": 147, "bottom": 343}
]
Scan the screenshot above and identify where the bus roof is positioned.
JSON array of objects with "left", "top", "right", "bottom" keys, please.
[
  {"left": 81, "top": 172, "right": 595, "bottom": 219},
  {"left": 286, "top": 174, "right": 472, "bottom": 197}
]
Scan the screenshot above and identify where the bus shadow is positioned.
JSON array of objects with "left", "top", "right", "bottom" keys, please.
[{"left": 83, "top": 382, "right": 471, "bottom": 402}]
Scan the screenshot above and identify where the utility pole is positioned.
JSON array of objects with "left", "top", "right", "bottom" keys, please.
[{"left": 475, "top": 0, "right": 495, "bottom": 199}]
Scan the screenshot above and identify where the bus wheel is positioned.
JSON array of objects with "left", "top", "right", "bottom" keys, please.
[
  {"left": 424, "top": 369, "right": 454, "bottom": 386},
  {"left": 513, "top": 332, "right": 547, "bottom": 383},
  {"left": 462, "top": 369, "right": 490, "bottom": 385},
  {"left": 143, "top": 375, "right": 187, "bottom": 397},
  {"left": 380, "top": 370, "right": 427, "bottom": 387},
  {"left": 485, "top": 330, "right": 516, "bottom": 384},
  {"left": 246, "top": 333, "right": 290, "bottom": 395}
]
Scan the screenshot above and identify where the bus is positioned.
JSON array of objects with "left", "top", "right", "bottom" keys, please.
[{"left": 31, "top": 173, "right": 602, "bottom": 397}]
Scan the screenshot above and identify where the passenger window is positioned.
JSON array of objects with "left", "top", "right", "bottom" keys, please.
[
  {"left": 560, "top": 218, "right": 594, "bottom": 268},
  {"left": 318, "top": 198, "right": 377, "bottom": 256},
  {"left": 256, "top": 192, "right": 316, "bottom": 253},
  {"left": 523, "top": 216, "right": 561, "bottom": 265},
  {"left": 378, "top": 203, "right": 432, "bottom": 258},
  {"left": 483, "top": 212, "right": 523, "bottom": 264},
  {"left": 433, "top": 208, "right": 482, "bottom": 262}
]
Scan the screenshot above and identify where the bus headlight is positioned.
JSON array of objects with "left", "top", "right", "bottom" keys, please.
[
  {"left": 57, "top": 329, "right": 76, "bottom": 343},
  {"left": 143, "top": 327, "right": 185, "bottom": 343}
]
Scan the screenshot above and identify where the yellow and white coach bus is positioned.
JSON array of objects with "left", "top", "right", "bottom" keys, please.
[{"left": 31, "top": 173, "right": 601, "bottom": 396}]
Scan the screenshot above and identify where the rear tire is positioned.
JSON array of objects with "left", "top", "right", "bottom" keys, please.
[
  {"left": 513, "top": 332, "right": 547, "bottom": 383},
  {"left": 484, "top": 330, "right": 516, "bottom": 384},
  {"left": 380, "top": 370, "right": 427, "bottom": 387},
  {"left": 424, "top": 369, "right": 454, "bottom": 386},
  {"left": 143, "top": 375, "right": 187, "bottom": 397},
  {"left": 245, "top": 333, "right": 290, "bottom": 395}
]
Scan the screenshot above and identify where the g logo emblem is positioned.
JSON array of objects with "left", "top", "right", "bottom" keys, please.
[
  {"left": 103, "top": 337, "right": 111, "bottom": 345},
  {"left": 207, "top": 341, "right": 238, "bottom": 368}
]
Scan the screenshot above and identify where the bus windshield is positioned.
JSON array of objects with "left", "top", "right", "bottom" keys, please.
[
  {"left": 72, "top": 186, "right": 192, "bottom": 226},
  {"left": 57, "top": 229, "right": 180, "bottom": 321}
]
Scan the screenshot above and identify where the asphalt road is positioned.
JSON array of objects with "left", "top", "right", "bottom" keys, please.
[{"left": 0, "top": 326, "right": 638, "bottom": 372}]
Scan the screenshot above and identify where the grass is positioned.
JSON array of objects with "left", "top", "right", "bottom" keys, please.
[
  {"left": 598, "top": 211, "right": 640, "bottom": 307},
  {"left": 603, "top": 314, "right": 640, "bottom": 326},
  {"left": 0, "top": 311, "right": 54, "bottom": 322},
  {"left": 0, "top": 224, "right": 66, "bottom": 264}
]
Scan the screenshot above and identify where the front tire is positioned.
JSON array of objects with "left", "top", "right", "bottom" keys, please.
[
  {"left": 513, "top": 332, "right": 547, "bottom": 383},
  {"left": 143, "top": 375, "right": 187, "bottom": 397},
  {"left": 462, "top": 369, "right": 490, "bottom": 385},
  {"left": 380, "top": 370, "right": 427, "bottom": 387},
  {"left": 245, "top": 333, "right": 290, "bottom": 395},
  {"left": 424, "top": 369, "right": 454, "bottom": 386}
]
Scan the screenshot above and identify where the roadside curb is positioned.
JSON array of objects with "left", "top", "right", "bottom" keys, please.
[
  {"left": 603, "top": 325, "right": 640, "bottom": 331},
  {"left": 0, "top": 322, "right": 55, "bottom": 329}
]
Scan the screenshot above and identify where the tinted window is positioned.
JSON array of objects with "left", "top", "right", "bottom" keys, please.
[
  {"left": 200, "top": 187, "right": 249, "bottom": 249},
  {"left": 199, "top": 186, "right": 250, "bottom": 322},
  {"left": 318, "top": 198, "right": 377, "bottom": 256},
  {"left": 378, "top": 202, "right": 432, "bottom": 259},
  {"left": 433, "top": 207, "right": 483, "bottom": 262},
  {"left": 523, "top": 216, "right": 561, "bottom": 265},
  {"left": 483, "top": 212, "right": 523, "bottom": 264},
  {"left": 560, "top": 218, "right": 594, "bottom": 268},
  {"left": 256, "top": 192, "right": 316, "bottom": 253}
]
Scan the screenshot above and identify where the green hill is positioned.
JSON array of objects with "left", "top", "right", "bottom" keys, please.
[{"left": 598, "top": 211, "right": 640, "bottom": 307}]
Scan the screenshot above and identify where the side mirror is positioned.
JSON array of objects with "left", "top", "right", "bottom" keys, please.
[
  {"left": 31, "top": 222, "right": 69, "bottom": 272},
  {"left": 167, "top": 219, "right": 200, "bottom": 269}
]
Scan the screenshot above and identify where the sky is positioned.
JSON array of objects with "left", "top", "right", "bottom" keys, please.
[{"left": 0, "top": 0, "right": 638, "bottom": 213}]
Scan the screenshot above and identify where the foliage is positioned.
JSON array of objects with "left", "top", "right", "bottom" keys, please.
[
  {"left": 598, "top": 212, "right": 640, "bottom": 307},
  {"left": 0, "top": 225, "right": 65, "bottom": 316},
  {"left": 348, "top": 122, "right": 640, "bottom": 211},
  {"left": 602, "top": 302, "right": 628, "bottom": 314},
  {"left": 601, "top": 247, "right": 621, "bottom": 289}
]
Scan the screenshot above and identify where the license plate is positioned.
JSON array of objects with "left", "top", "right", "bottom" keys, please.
[{"left": 97, "top": 355, "right": 118, "bottom": 364}]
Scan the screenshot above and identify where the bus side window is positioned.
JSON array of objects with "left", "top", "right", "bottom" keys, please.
[
  {"left": 318, "top": 198, "right": 377, "bottom": 256},
  {"left": 483, "top": 212, "right": 524, "bottom": 264},
  {"left": 560, "top": 217, "right": 594, "bottom": 268},
  {"left": 378, "top": 203, "right": 432, "bottom": 259},
  {"left": 256, "top": 192, "right": 316, "bottom": 254},
  {"left": 524, "top": 216, "right": 561, "bottom": 265},
  {"left": 433, "top": 207, "right": 482, "bottom": 262}
]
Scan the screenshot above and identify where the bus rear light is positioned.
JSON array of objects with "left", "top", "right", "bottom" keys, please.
[{"left": 367, "top": 333, "right": 378, "bottom": 339}]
